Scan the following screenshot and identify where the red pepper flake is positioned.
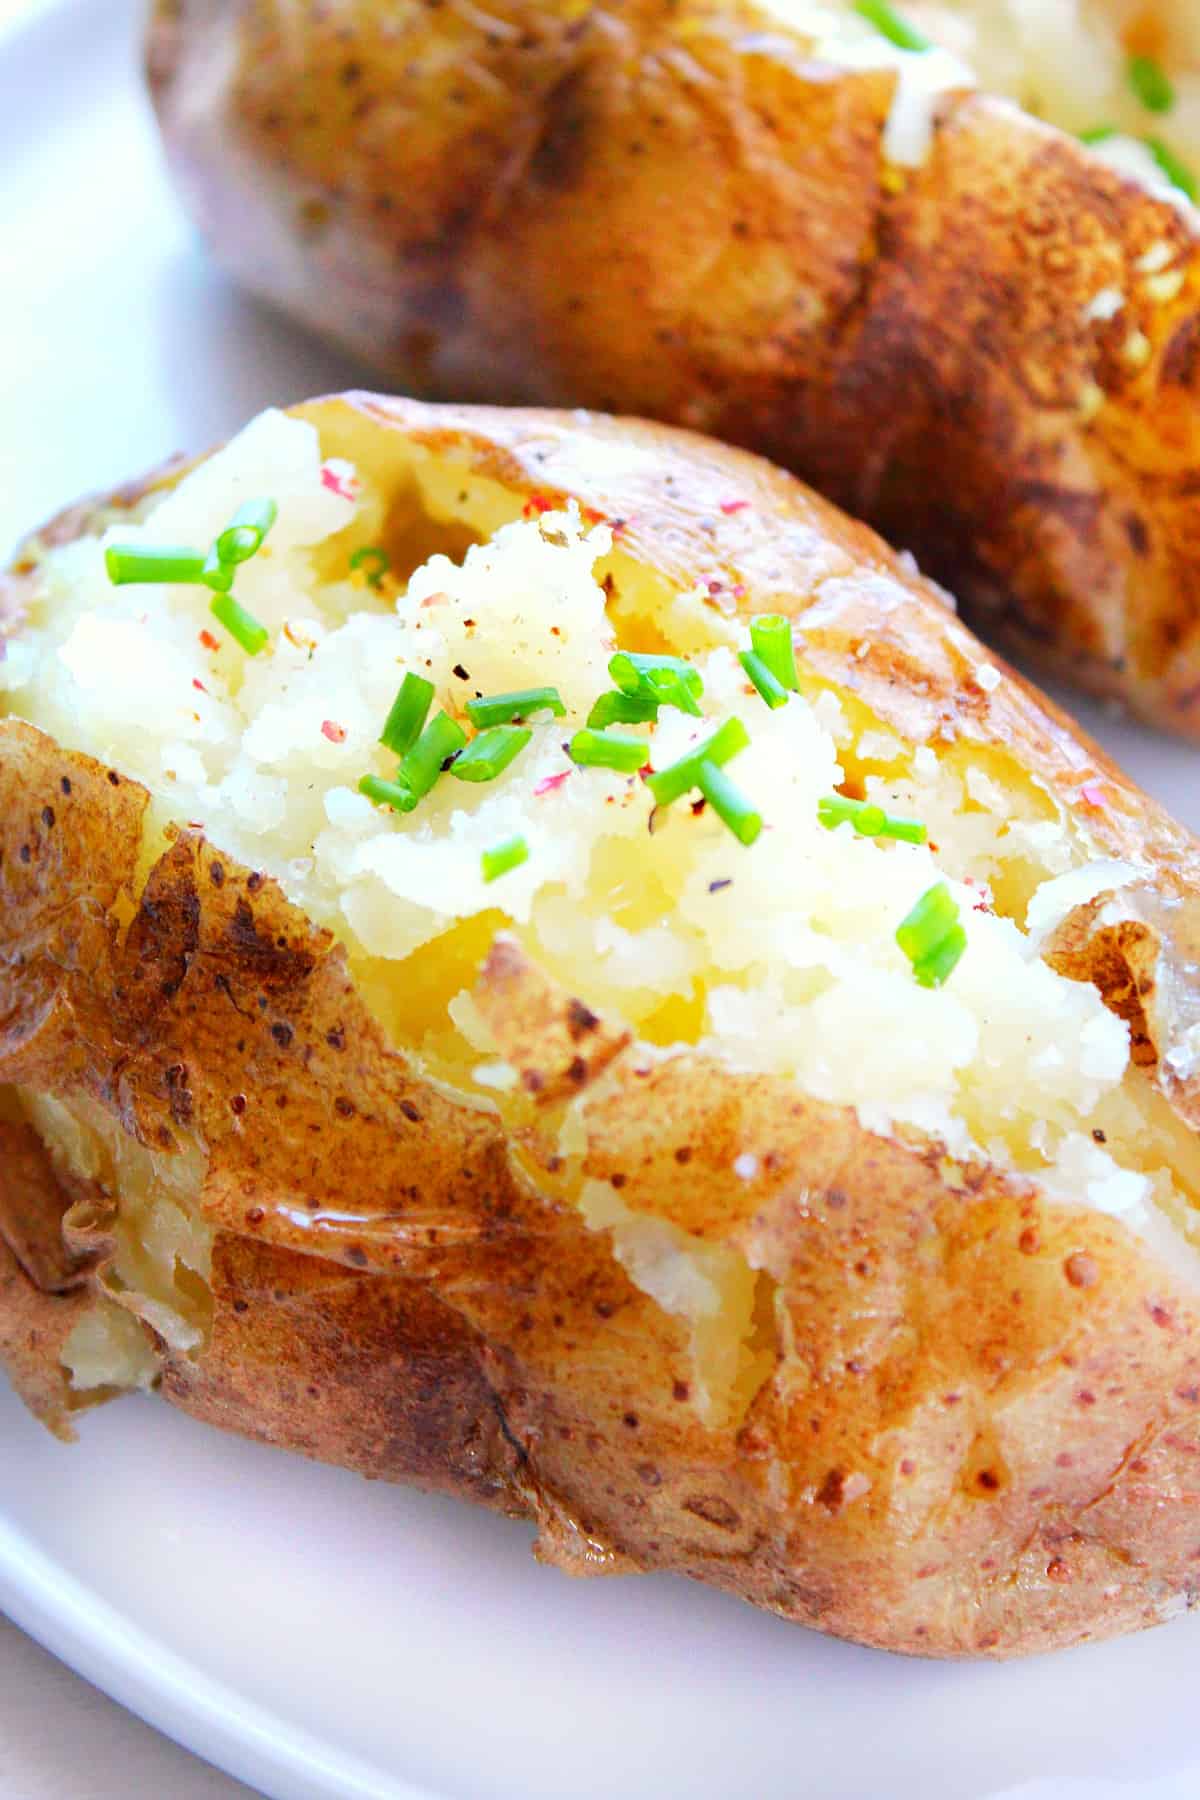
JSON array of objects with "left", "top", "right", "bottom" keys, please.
[
  {"left": 319, "top": 459, "right": 359, "bottom": 502},
  {"left": 1079, "top": 781, "right": 1107, "bottom": 809},
  {"left": 720, "top": 499, "right": 750, "bottom": 516},
  {"left": 927, "top": 841, "right": 940, "bottom": 854},
  {"left": 321, "top": 720, "right": 347, "bottom": 744},
  {"left": 199, "top": 629, "right": 220, "bottom": 652},
  {"left": 192, "top": 678, "right": 208, "bottom": 694},
  {"left": 522, "top": 492, "right": 555, "bottom": 518},
  {"left": 420, "top": 590, "right": 449, "bottom": 609},
  {"left": 534, "top": 769, "right": 573, "bottom": 797},
  {"left": 582, "top": 505, "right": 607, "bottom": 525},
  {"left": 707, "top": 578, "right": 724, "bottom": 595},
  {"left": 732, "top": 583, "right": 747, "bottom": 599}
]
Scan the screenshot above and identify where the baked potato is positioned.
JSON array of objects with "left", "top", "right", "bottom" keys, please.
[
  {"left": 145, "top": 0, "right": 1200, "bottom": 733},
  {"left": 6, "top": 394, "right": 1200, "bottom": 1659}
]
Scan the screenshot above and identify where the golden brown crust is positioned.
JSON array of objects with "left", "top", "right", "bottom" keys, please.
[
  {"left": 6, "top": 397, "right": 1200, "bottom": 1654},
  {"left": 146, "top": 0, "right": 1200, "bottom": 731}
]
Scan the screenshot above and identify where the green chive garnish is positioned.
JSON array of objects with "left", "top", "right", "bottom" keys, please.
[
  {"left": 380, "top": 672, "right": 435, "bottom": 757},
  {"left": 1147, "top": 136, "right": 1197, "bottom": 200},
  {"left": 646, "top": 718, "right": 750, "bottom": 807},
  {"left": 1128, "top": 54, "right": 1174, "bottom": 115},
  {"left": 569, "top": 728, "right": 650, "bottom": 773},
  {"left": 1078, "top": 124, "right": 1117, "bottom": 145},
  {"left": 350, "top": 546, "right": 390, "bottom": 589},
  {"left": 749, "top": 615, "right": 799, "bottom": 692},
  {"left": 852, "top": 0, "right": 930, "bottom": 53},
  {"left": 896, "top": 882, "right": 965, "bottom": 987},
  {"left": 210, "top": 592, "right": 270, "bottom": 656},
  {"left": 696, "top": 761, "right": 762, "bottom": 845},
  {"left": 104, "top": 545, "right": 206, "bottom": 586},
  {"left": 398, "top": 711, "right": 468, "bottom": 802},
  {"left": 215, "top": 497, "right": 278, "bottom": 566},
  {"left": 465, "top": 686, "right": 566, "bottom": 728},
  {"left": 481, "top": 836, "right": 529, "bottom": 883},
  {"left": 609, "top": 652, "right": 704, "bottom": 717},
  {"left": 587, "top": 689, "right": 660, "bottom": 728},
  {"left": 449, "top": 724, "right": 531, "bottom": 783},
  {"left": 200, "top": 545, "right": 235, "bottom": 593},
  {"left": 818, "top": 794, "right": 927, "bottom": 843},
  {"left": 738, "top": 650, "right": 789, "bottom": 709},
  {"left": 912, "top": 925, "right": 967, "bottom": 989},
  {"left": 358, "top": 773, "right": 418, "bottom": 814}
]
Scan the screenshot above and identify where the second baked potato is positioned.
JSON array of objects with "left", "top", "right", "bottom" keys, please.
[{"left": 146, "top": 0, "right": 1200, "bottom": 731}]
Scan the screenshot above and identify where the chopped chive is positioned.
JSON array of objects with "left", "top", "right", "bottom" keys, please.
[
  {"left": 609, "top": 652, "right": 704, "bottom": 717},
  {"left": 587, "top": 688, "right": 660, "bottom": 728},
  {"left": 210, "top": 592, "right": 269, "bottom": 656},
  {"left": 448, "top": 723, "right": 531, "bottom": 783},
  {"left": 200, "top": 545, "right": 235, "bottom": 593},
  {"left": 350, "top": 545, "right": 390, "bottom": 589},
  {"left": 1146, "top": 136, "right": 1197, "bottom": 201},
  {"left": 818, "top": 793, "right": 926, "bottom": 843},
  {"left": 104, "top": 544, "right": 206, "bottom": 586},
  {"left": 896, "top": 881, "right": 959, "bottom": 962},
  {"left": 398, "top": 711, "right": 468, "bottom": 801},
  {"left": 358, "top": 773, "right": 418, "bottom": 814},
  {"left": 215, "top": 497, "right": 278, "bottom": 566},
  {"left": 852, "top": 0, "right": 930, "bottom": 53},
  {"left": 749, "top": 615, "right": 799, "bottom": 692},
  {"left": 738, "top": 649, "right": 789, "bottom": 709},
  {"left": 1078, "top": 124, "right": 1117, "bottom": 145},
  {"left": 912, "top": 924, "right": 967, "bottom": 989},
  {"left": 896, "top": 882, "right": 966, "bottom": 986},
  {"left": 646, "top": 717, "right": 750, "bottom": 807},
  {"left": 465, "top": 686, "right": 566, "bottom": 728},
  {"left": 482, "top": 836, "right": 529, "bottom": 883},
  {"left": 380, "top": 672, "right": 435, "bottom": 757},
  {"left": 696, "top": 761, "right": 762, "bottom": 845},
  {"left": 569, "top": 728, "right": 650, "bottom": 772},
  {"left": 1128, "top": 54, "right": 1174, "bottom": 115}
]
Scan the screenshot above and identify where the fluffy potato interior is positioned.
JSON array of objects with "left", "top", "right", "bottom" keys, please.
[{"left": 3, "top": 407, "right": 1197, "bottom": 1415}]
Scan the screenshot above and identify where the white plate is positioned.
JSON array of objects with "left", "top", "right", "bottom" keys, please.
[{"left": 4, "top": 4, "right": 1200, "bottom": 1796}]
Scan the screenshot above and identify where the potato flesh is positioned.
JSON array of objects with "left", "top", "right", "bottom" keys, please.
[
  {"left": 3, "top": 408, "right": 1196, "bottom": 1408},
  {"left": 909, "top": 0, "right": 1200, "bottom": 198}
]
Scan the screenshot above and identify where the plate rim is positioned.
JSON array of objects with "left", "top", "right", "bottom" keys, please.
[{"left": 0, "top": 1502, "right": 444, "bottom": 1800}]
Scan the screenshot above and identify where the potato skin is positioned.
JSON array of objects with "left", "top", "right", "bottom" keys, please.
[
  {"left": 145, "top": 1, "right": 1200, "bottom": 732},
  {"left": 6, "top": 396, "right": 1200, "bottom": 1656}
]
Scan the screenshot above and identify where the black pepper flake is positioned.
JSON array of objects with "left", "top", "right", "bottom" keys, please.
[
  {"left": 334, "top": 1096, "right": 356, "bottom": 1118},
  {"left": 107, "top": 770, "right": 120, "bottom": 786},
  {"left": 18, "top": 845, "right": 31, "bottom": 865},
  {"left": 60, "top": 777, "right": 72, "bottom": 796},
  {"left": 247, "top": 871, "right": 264, "bottom": 893},
  {"left": 399, "top": 1098, "right": 422, "bottom": 1122},
  {"left": 230, "top": 1094, "right": 247, "bottom": 1115},
  {"left": 271, "top": 1021, "right": 294, "bottom": 1048},
  {"left": 708, "top": 877, "right": 732, "bottom": 893},
  {"left": 326, "top": 1027, "right": 346, "bottom": 1051},
  {"left": 41, "top": 806, "right": 55, "bottom": 829},
  {"left": 1092, "top": 1128, "right": 1107, "bottom": 1143},
  {"left": 210, "top": 861, "right": 226, "bottom": 887},
  {"left": 452, "top": 663, "right": 470, "bottom": 681},
  {"left": 690, "top": 797, "right": 707, "bottom": 816}
]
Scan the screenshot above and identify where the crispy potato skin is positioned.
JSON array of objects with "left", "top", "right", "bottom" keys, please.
[
  {"left": 145, "top": 1, "right": 1200, "bottom": 731},
  {"left": 7, "top": 396, "right": 1200, "bottom": 1654}
]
